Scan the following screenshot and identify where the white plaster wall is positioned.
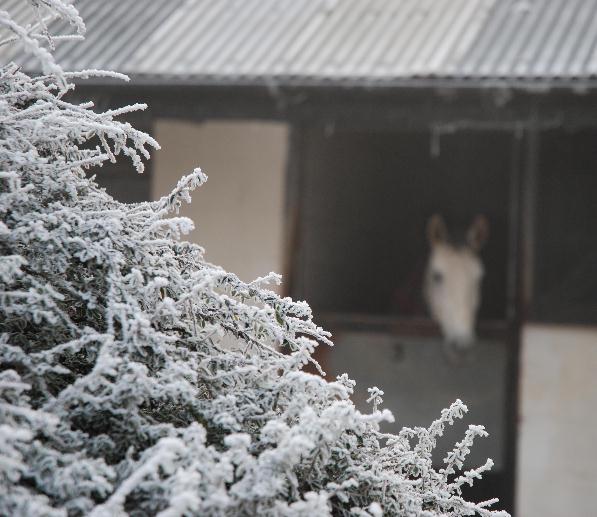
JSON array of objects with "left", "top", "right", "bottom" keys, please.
[
  {"left": 152, "top": 119, "right": 288, "bottom": 285},
  {"left": 517, "top": 324, "right": 597, "bottom": 517}
]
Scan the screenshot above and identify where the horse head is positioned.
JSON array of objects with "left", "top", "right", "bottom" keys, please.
[{"left": 424, "top": 214, "right": 489, "bottom": 349}]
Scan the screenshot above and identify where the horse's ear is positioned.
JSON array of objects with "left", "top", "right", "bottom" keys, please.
[
  {"left": 427, "top": 214, "right": 447, "bottom": 246},
  {"left": 467, "top": 215, "right": 489, "bottom": 251}
]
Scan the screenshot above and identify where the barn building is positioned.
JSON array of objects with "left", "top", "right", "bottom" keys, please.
[{"left": 4, "top": 1, "right": 597, "bottom": 515}]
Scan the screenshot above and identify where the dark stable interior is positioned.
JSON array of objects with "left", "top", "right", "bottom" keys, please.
[
  {"left": 533, "top": 128, "right": 597, "bottom": 324},
  {"left": 299, "top": 127, "right": 511, "bottom": 322}
]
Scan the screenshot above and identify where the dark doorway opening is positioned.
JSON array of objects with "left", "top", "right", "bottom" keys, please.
[
  {"left": 293, "top": 125, "right": 519, "bottom": 514},
  {"left": 299, "top": 127, "right": 511, "bottom": 321}
]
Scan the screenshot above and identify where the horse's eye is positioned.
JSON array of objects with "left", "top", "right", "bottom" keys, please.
[{"left": 432, "top": 270, "right": 443, "bottom": 284}]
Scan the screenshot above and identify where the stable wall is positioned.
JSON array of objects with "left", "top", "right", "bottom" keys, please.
[
  {"left": 152, "top": 119, "right": 288, "bottom": 285},
  {"left": 517, "top": 324, "right": 597, "bottom": 517}
]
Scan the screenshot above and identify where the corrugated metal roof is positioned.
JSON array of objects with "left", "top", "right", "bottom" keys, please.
[{"left": 3, "top": 0, "right": 597, "bottom": 86}]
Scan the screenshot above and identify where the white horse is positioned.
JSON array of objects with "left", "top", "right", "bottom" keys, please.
[{"left": 424, "top": 214, "right": 489, "bottom": 351}]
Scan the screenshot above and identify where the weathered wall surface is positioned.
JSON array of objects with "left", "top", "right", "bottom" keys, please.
[
  {"left": 517, "top": 324, "right": 597, "bottom": 517},
  {"left": 153, "top": 119, "right": 288, "bottom": 286}
]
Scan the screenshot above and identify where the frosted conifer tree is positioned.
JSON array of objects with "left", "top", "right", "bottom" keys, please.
[{"left": 0, "top": 2, "right": 509, "bottom": 516}]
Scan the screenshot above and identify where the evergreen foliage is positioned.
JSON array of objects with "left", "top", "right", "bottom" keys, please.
[{"left": 0, "top": 2, "right": 509, "bottom": 516}]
